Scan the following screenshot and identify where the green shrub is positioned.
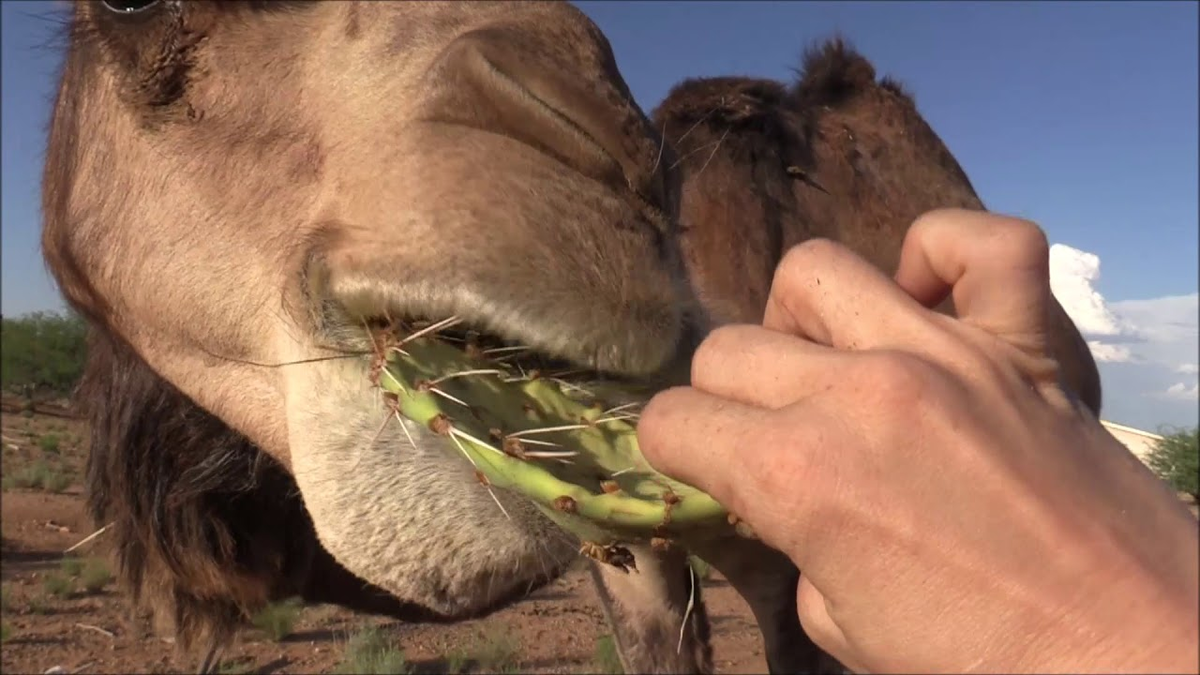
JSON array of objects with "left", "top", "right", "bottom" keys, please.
[
  {"left": 2, "top": 461, "right": 71, "bottom": 493},
  {"left": 251, "top": 597, "right": 303, "bottom": 641},
  {"left": 38, "top": 434, "right": 61, "bottom": 454},
  {"left": 43, "top": 573, "right": 73, "bottom": 599},
  {"left": 336, "top": 625, "right": 410, "bottom": 675},
  {"left": 27, "top": 594, "right": 50, "bottom": 614},
  {"left": 60, "top": 557, "right": 84, "bottom": 578},
  {"left": 1146, "top": 426, "right": 1199, "bottom": 501},
  {"left": 1, "top": 622, "right": 11, "bottom": 644},
  {"left": 0, "top": 311, "right": 88, "bottom": 399},
  {"left": 217, "top": 658, "right": 256, "bottom": 675},
  {"left": 80, "top": 559, "right": 112, "bottom": 594}
]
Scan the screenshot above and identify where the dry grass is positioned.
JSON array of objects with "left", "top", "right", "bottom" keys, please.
[
  {"left": 1, "top": 460, "right": 71, "bottom": 493},
  {"left": 468, "top": 625, "right": 521, "bottom": 672},
  {"left": 250, "top": 597, "right": 303, "bottom": 642},
  {"left": 335, "top": 624, "right": 411, "bottom": 675},
  {"left": 42, "top": 572, "right": 74, "bottom": 599},
  {"left": 79, "top": 558, "right": 112, "bottom": 594}
]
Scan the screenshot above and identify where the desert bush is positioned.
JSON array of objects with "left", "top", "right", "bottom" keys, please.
[
  {"left": 80, "top": 559, "right": 112, "bottom": 593},
  {"left": 336, "top": 624, "right": 410, "bottom": 675},
  {"left": 1147, "top": 426, "right": 1199, "bottom": 501},
  {"left": 43, "top": 573, "right": 73, "bottom": 599},
  {"left": 251, "top": 597, "right": 303, "bottom": 641},
  {"left": 60, "top": 557, "right": 84, "bottom": 578},
  {"left": 38, "top": 433, "right": 61, "bottom": 454},
  {"left": 2, "top": 461, "right": 71, "bottom": 493},
  {"left": 470, "top": 625, "right": 521, "bottom": 672},
  {"left": 0, "top": 311, "right": 88, "bottom": 399}
]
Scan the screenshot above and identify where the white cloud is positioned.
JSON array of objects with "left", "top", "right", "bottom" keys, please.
[
  {"left": 1086, "top": 341, "right": 1132, "bottom": 363},
  {"left": 1048, "top": 244, "right": 1136, "bottom": 339},
  {"left": 1157, "top": 382, "right": 1200, "bottom": 401},
  {"left": 1048, "top": 243, "right": 1197, "bottom": 432}
]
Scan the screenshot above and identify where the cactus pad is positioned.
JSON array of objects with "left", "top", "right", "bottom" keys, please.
[{"left": 369, "top": 318, "right": 736, "bottom": 556}]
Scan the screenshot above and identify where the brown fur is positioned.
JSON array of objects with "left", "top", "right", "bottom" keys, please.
[
  {"left": 653, "top": 37, "right": 1104, "bottom": 674},
  {"left": 655, "top": 37, "right": 1102, "bottom": 413}
]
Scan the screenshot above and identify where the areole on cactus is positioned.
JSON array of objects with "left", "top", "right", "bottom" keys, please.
[{"left": 369, "top": 316, "right": 747, "bottom": 572}]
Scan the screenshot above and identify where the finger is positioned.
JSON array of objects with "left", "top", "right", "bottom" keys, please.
[
  {"left": 637, "top": 386, "right": 771, "bottom": 519},
  {"left": 893, "top": 208, "right": 1053, "bottom": 356},
  {"left": 690, "top": 324, "right": 855, "bottom": 409},
  {"left": 796, "top": 576, "right": 864, "bottom": 673},
  {"left": 762, "top": 238, "right": 933, "bottom": 351}
]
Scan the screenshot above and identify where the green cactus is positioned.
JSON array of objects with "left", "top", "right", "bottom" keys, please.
[{"left": 371, "top": 318, "right": 738, "bottom": 562}]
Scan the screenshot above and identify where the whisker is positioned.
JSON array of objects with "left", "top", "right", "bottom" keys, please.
[
  {"left": 602, "top": 402, "right": 643, "bottom": 416},
  {"left": 675, "top": 104, "right": 719, "bottom": 146},
  {"left": 695, "top": 126, "right": 731, "bottom": 179},
  {"left": 401, "top": 316, "right": 463, "bottom": 344},
  {"left": 482, "top": 345, "right": 531, "bottom": 356},
  {"left": 650, "top": 118, "right": 668, "bottom": 176}
]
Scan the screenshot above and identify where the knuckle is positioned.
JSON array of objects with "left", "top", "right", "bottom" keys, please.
[
  {"left": 998, "top": 217, "right": 1051, "bottom": 265},
  {"left": 775, "top": 238, "right": 839, "bottom": 285},
  {"left": 860, "top": 351, "right": 938, "bottom": 402},
  {"left": 637, "top": 387, "right": 688, "bottom": 447},
  {"left": 691, "top": 325, "right": 743, "bottom": 375}
]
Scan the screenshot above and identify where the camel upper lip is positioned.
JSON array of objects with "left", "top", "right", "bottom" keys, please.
[{"left": 362, "top": 316, "right": 656, "bottom": 390}]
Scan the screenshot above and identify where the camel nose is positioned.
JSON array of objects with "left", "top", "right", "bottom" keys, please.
[{"left": 420, "top": 28, "right": 670, "bottom": 216}]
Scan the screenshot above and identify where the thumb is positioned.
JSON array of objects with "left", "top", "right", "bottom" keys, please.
[{"left": 797, "top": 577, "right": 864, "bottom": 673}]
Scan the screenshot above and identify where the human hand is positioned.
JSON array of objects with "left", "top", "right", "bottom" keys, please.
[{"left": 638, "top": 209, "right": 1199, "bottom": 674}]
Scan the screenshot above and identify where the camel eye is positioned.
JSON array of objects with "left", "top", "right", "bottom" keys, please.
[{"left": 100, "top": 0, "right": 161, "bottom": 14}]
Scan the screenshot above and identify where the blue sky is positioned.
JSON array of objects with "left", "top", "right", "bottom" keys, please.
[{"left": 1, "top": 1, "right": 1196, "bottom": 430}]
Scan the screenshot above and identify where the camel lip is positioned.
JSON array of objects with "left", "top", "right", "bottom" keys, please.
[{"left": 361, "top": 314, "right": 664, "bottom": 393}]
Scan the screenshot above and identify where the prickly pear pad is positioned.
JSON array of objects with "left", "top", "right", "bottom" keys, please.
[{"left": 371, "top": 320, "right": 734, "bottom": 547}]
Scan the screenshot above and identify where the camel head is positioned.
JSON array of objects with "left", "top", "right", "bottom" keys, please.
[
  {"left": 655, "top": 40, "right": 1102, "bottom": 413},
  {"left": 43, "top": 0, "right": 706, "bottom": 644}
]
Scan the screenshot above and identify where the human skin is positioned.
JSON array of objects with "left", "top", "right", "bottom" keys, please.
[{"left": 638, "top": 209, "right": 1200, "bottom": 674}]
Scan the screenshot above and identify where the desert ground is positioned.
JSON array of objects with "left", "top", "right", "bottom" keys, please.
[{"left": 0, "top": 400, "right": 771, "bottom": 675}]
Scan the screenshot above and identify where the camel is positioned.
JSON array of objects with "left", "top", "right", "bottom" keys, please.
[
  {"left": 648, "top": 38, "right": 1103, "bottom": 672},
  {"left": 655, "top": 41, "right": 1102, "bottom": 412},
  {"left": 39, "top": 2, "right": 1100, "bottom": 673}
]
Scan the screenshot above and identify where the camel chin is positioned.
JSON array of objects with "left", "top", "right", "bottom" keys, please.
[{"left": 284, "top": 350, "right": 578, "bottom": 618}]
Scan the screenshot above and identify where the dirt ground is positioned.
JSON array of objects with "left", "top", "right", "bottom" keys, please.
[{"left": 1, "top": 407, "right": 771, "bottom": 675}]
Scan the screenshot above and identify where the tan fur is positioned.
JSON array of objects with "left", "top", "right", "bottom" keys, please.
[{"left": 46, "top": 2, "right": 709, "bottom": 671}]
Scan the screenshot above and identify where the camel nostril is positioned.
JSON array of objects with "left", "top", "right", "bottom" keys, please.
[{"left": 420, "top": 29, "right": 669, "bottom": 217}]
